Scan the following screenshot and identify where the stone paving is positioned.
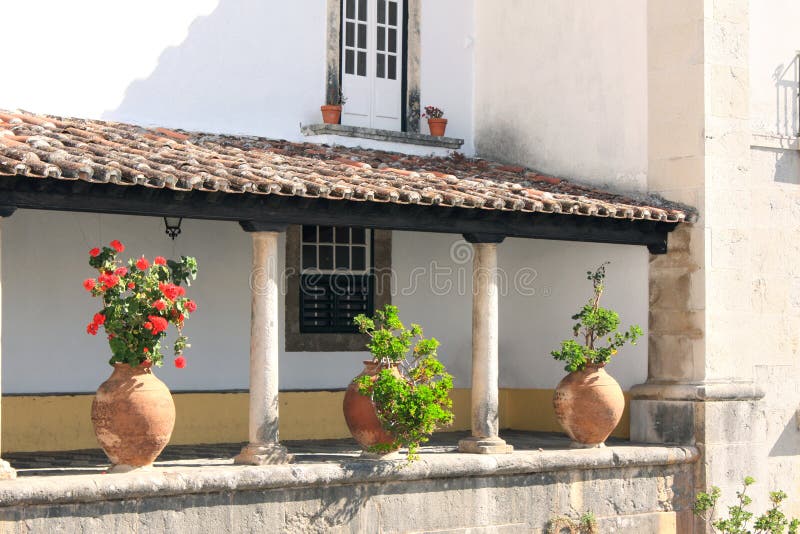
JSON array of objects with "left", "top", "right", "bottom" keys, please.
[{"left": 3, "top": 430, "right": 626, "bottom": 478}]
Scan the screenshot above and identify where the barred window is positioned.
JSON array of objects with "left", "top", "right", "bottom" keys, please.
[{"left": 299, "top": 226, "right": 374, "bottom": 333}]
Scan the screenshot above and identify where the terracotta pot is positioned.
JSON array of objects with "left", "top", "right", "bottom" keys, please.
[
  {"left": 552, "top": 363, "right": 624, "bottom": 446},
  {"left": 427, "top": 118, "right": 448, "bottom": 137},
  {"left": 343, "top": 361, "right": 399, "bottom": 452},
  {"left": 91, "top": 361, "right": 175, "bottom": 471},
  {"left": 321, "top": 104, "right": 342, "bottom": 124}
]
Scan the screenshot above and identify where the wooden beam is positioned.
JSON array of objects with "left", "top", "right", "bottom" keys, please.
[{"left": 0, "top": 178, "right": 677, "bottom": 252}]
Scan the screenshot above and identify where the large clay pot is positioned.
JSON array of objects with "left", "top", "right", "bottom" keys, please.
[
  {"left": 552, "top": 363, "right": 624, "bottom": 446},
  {"left": 343, "top": 361, "right": 399, "bottom": 452},
  {"left": 321, "top": 104, "right": 342, "bottom": 124},
  {"left": 427, "top": 118, "right": 448, "bottom": 137},
  {"left": 91, "top": 361, "right": 176, "bottom": 471}
]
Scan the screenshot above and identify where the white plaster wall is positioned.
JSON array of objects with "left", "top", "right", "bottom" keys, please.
[
  {"left": 473, "top": 0, "right": 648, "bottom": 192},
  {"left": 420, "top": 0, "right": 475, "bottom": 153},
  {"left": 1, "top": 212, "right": 647, "bottom": 394},
  {"left": 749, "top": 2, "right": 800, "bottom": 138},
  {"left": 0, "top": 0, "right": 326, "bottom": 140}
]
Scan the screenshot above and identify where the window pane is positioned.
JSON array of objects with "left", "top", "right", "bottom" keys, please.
[
  {"left": 357, "top": 51, "right": 366, "bottom": 76},
  {"left": 345, "top": 49, "right": 354, "bottom": 75},
  {"left": 388, "top": 55, "right": 396, "bottom": 80},
  {"left": 302, "top": 245, "right": 317, "bottom": 270},
  {"left": 335, "top": 246, "right": 350, "bottom": 269},
  {"left": 377, "top": 0, "right": 386, "bottom": 23},
  {"left": 376, "top": 53, "right": 385, "bottom": 78},
  {"left": 318, "top": 226, "right": 334, "bottom": 242},
  {"left": 389, "top": 1, "right": 397, "bottom": 25},
  {"left": 319, "top": 245, "right": 334, "bottom": 270},
  {"left": 302, "top": 225, "right": 317, "bottom": 242},
  {"left": 357, "top": 23, "right": 367, "bottom": 49},
  {"left": 388, "top": 28, "right": 396, "bottom": 53},
  {"left": 358, "top": 0, "right": 367, "bottom": 21},
  {"left": 377, "top": 26, "right": 385, "bottom": 51},
  {"left": 352, "top": 246, "right": 366, "bottom": 271},
  {"left": 346, "top": 0, "right": 355, "bottom": 19},
  {"left": 345, "top": 22, "right": 355, "bottom": 47},
  {"left": 335, "top": 227, "right": 350, "bottom": 243},
  {"left": 351, "top": 227, "right": 366, "bottom": 244}
]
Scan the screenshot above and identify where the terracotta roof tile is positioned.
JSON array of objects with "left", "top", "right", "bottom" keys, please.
[{"left": 0, "top": 110, "right": 695, "bottom": 223}]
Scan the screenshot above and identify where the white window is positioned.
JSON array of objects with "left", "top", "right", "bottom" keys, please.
[{"left": 341, "top": 0, "right": 404, "bottom": 131}]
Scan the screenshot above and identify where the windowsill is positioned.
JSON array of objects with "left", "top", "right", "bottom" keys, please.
[
  {"left": 751, "top": 133, "right": 800, "bottom": 151},
  {"left": 302, "top": 123, "right": 464, "bottom": 150}
]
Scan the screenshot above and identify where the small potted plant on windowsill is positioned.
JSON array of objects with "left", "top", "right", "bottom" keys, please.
[
  {"left": 84, "top": 240, "right": 198, "bottom": 472},
  {"left": 343, "top": 305, "right": 454, "bottom": 461},
  {"left": 422, "top": 105, "right": 447, "bottom": 136},
  {"left": 321, "top": 88, "right": 347, "bottom": 125},
  {"left": 550, "top": 262, "right": 642, "bottom": 447}
]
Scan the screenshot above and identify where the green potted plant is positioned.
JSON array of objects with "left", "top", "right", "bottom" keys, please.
[
  {"left": 84, "top": 240, "right": 198, "bottom": 471},
  {"left": 321, "top": 87, "right": 347, "bottom": 124},
  {"left": 422, "top": 105, "right": 447, "bottom": 136},
  {"left": 343, "top": 305, "right": 454, "bottom": 460},
  {"left": 550, "top": 262, "right": 642, "bottom": 447}
]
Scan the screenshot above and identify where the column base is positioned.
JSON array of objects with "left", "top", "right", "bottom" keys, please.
[
  {"left": 0, "top": 459, "right": 16, "bottom": 480},
  {"left": 234, "top": 443, "right": 293, "bottom": 465},
  {"left": 458, "top": 436, "right": 513, "bottom": 454}
]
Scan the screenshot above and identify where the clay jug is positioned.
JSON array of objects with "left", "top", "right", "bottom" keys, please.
[
  {"left": 91, "top": 361, "right": 176, "bottom": 471},
  {"left": 343, "top": 361, "right": 399, "bottom": 451},
  {"left": 553, "top": 363, "right": 624, "bottom": 446}
]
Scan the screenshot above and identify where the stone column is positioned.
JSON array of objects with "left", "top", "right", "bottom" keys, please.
[
  {"left": 235, "top": 222, "right": 292, "bottom": 465},
  {"left": 458, "top": 234, "right": 513, "bottom": 454},
  {"left": 0, "top": 210, "right": 15, "bottom": 479}
]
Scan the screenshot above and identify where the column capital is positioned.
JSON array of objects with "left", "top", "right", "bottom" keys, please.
[
  {"left": 463, "top": 233, "right": 505, "bottom": 244},
  {"left": 239, "top": 220, "right": 289, "bottom": 233}
]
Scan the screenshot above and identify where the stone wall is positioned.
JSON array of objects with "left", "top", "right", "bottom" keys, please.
[{"left": 0, "top": 447, "right": 697, "bottom": 533}]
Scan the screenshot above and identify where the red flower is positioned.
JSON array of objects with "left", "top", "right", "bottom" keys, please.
[
  {"left": 110, "top": 240, "right": 124, "bottom": 253},
  {"left": 107, "top": 334, "right": 115, "bottom": 340},
  {"left": 158, "top": 282, "right": 183, "bottom": 301},
  {"left": 115, "top": 267, "right": 128, "bottom": 276},
  {"left": 136, "top": 256, "right": 150, "bottom": 270},
  {"left": 93, "top": 313, "right": 106, "bottom": 326},
  {"left": 143, "top": 347, "right": 149, "bottom": 353},
  {"left": 86, "top": 322, "right": 99, "bottom": 335},
  {"left": 154, "top": 256, "right": 167, "bottom": 266},
  {"left": 153, "top": 300, "right": 167, "bottom": 311},
  {"left": 147, "top": 315, "right": 169, "bottom": 335},
  {"left": 89, "top": 248, "right": 100, "bottom": 257},
  {"left": 185, "top": 300, "right": 197, "bottom": 313},
  {"left": 98, "top": 272, "right": 120, "bottom": 290},
  {"left": 83, "top": 278, "right": 96, "bottom": 291},
  {"left": 127, "top": 282, "right": 136, "bottom": 289},
  {"left": 143, "top": 321, "right": 153, "bottom": 330},
  {"left": 174, "top": 356, "right": 186, "bottom": 369}
]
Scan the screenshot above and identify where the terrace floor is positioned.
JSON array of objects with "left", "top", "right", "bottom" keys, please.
[{"left": 5, "top": 430, "right": 622, "bottom": 478}]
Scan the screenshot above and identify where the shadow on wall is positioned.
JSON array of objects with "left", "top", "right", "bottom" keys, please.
[
  {"left": 772, "top": 55, "right": 799, "bottom": 138},
  {"left": 769, "top": 416, "right": 800, "bottom": 457},
  {"left": 103, "top": 0, "right": 325, "bottom": 139},
  {"left": 772, "top": 147, "right": 799, "bottom": 185}
]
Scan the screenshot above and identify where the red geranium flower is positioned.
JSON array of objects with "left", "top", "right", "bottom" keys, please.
[
  {"left": 136, "top": 256, "right": 150, "bottom": 270},
  {"left": 110, "top": 240, "right": 124, "bottom": 253},
  {"left": 154, "top": 256, "right": 167, "bottom": 266},
  {"left": 159, "top": 282, "right": 183, "bottom": 301},
  {"left": 147, "top": 315, "right": 169, "bottom": 335},
  {"left": 83, "top": 278, "right": 96, "bottom": 291},
  {"left": 115, "top": 267, "right": 128, "bottom": 276},
  {"left": 127, "top": 282, "right": 136, "bottom": 289},
  {"left": 89, "top": 248, "right": 100, "bottom": 257},
  {"left": 93, "top": 313, "right": 106, "bottom": 326},
  {"left": 98, "top": 272, "right": 120, "bottom": 290},
  {"left": 174, "top": 356, "right": 186, "bottom": 369},
  {"left": 143, "top": 321, "right": 153, "bottom": 330},
  {"left": 153, "top": 300, "right": 167, "bottom": 311},
  {"left": 86, "top": 322, "right": 99, "bottom": 335},
  {"left": 143, "top": 347, "right": 150, "bottom": 353},
  {"left": 185, "top": 300, "right": 197, "bottom": 313}
]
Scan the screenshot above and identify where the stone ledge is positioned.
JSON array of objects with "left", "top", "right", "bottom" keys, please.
[
  {"left": 630, "top": 381, "right": 766, "bottom": 401},
  {"left": 301, "top": 123, "right": 464, "bottom": 149},
  {"left": 0, "top": 445, "right": 698, "bottom": 507}
]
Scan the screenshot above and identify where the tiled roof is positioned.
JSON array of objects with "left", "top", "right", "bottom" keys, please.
[{"left": 0, "top": 110, "right": 693, "bottom": 223}]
